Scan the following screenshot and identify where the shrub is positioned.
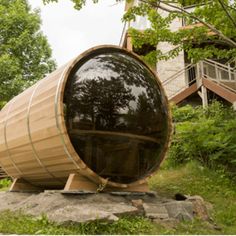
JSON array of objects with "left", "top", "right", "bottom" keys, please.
[
  {"left": 168, "top": 101, "right": 236, "bottom": 178},
  {"left": 0, "top": 178, "right": 11, "bottom": 189}
]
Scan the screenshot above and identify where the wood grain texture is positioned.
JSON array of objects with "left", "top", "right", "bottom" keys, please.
[{"left": 0, "top": 45, "right": 172, "bottom": 190}]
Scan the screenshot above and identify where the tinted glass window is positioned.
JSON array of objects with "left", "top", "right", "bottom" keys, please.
[{"left": 64, "top": 49, "right": 169, "bottom": 184}]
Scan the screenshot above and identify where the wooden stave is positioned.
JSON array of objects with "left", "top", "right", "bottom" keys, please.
[{"left": 0, "top": 45, "right": 172, "bottom": 189}]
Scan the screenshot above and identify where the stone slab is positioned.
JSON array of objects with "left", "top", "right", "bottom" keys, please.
[
  {"left": 164, "top": 201, "right": 194, "bottom": 221},
  {"left": 0, "top": 191, "right": 209, "bottom": 225},
  {"left": 143, "top": 203, "right": 169, "bottom": 219},
  {"left": 48, "top": 205, "right": 119, "bottom": 224}
]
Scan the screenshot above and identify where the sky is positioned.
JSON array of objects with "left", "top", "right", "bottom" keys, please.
[{"left": 28, "top": 0, "right": 125, "bottom": 66}]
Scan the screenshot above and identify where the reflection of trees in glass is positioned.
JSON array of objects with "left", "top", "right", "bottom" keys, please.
[
  {"left": 64, "top": 51, "right": 168, "bottom": 138},
  {"left": 93, "top": 53, "right": 162, "bottom": 93},
  {"left": 65, "top": 76, "right": 135, "bottom": 130},
  {"left": 86, "top": 53, "right": 167, "bottom": 120},
  {"left": 126, "top": 92, "right": 156, "bottom": 133}
]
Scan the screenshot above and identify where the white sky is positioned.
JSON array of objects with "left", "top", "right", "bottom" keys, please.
[{"left": 28, "top": 0, "right": 125, "bottom": 66}]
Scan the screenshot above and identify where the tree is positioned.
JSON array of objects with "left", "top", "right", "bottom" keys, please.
[
  {"left": 42, "top": 0, "right": 99, "bottom": 10},
  {"left": 43, "top": 0, "right": 236, "bottom": 64},
  {"left": 124, "top": 0, "right": 236, "bottom": 65},
  {"left": 0, "top": 0, "right": 56, "bottom": 106}
]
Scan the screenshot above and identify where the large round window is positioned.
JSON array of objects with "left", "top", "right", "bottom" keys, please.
[{"left": 64, "top": 48, "right": 169, "bottom": 184}]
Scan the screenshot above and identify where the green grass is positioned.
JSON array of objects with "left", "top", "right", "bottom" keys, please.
[
  {"left": 149, "top": 161, "right": 236, "bottom": 234},
  {"left": 0, "top": 161, "right": 235, "bottom": 234},
  {"left": 0, "top": 211, "right": 158, "bottom": 235},
  {"left": 0, "top": 178, "right": 11, "bottom": 191}
]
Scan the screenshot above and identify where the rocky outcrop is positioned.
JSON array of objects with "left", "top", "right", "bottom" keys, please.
[{"left": 0, "top": 191, "right": 210, "bottom": 225}]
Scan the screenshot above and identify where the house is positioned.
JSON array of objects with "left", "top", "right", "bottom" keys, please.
[{"left": 121, "top": 0, "right": 236, "bottom": 109}]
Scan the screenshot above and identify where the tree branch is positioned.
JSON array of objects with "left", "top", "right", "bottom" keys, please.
[
  {"left": 138, "top": 0, "right": 236, "bottom": 48},
  {"left": 217, "top": 0, "right": 236, "bottom": 29},
  {"left": 161, "top": 1, "right": 236, "bottom": 47}
]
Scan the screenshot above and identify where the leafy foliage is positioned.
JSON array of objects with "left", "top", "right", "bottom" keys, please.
[
  {"left": 43, "top": 0, "right": 99, "bottom": 10},
  {"left": 124, "top": 0, "right": 236, "bottom": 63},
  {"left": 0, "top": 178, "right": 11, "bottom": 189},
  {"left": 0, "top": 0, "right": 56, "bottom": 105},
  {"left": 169, "top": 101, "right": 236, "bottom": 178}
]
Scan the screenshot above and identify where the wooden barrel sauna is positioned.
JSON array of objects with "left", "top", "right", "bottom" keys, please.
[{"left": 0, "top": 45, "right": 172, "bottom": 191}]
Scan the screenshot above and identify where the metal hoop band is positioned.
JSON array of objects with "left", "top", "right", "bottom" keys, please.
[
  {"left": 27, "top": 79, "right": 63, "bottom": 183},
  {"left": 4, "top": 98, "right": 22, "bottom": 175}
]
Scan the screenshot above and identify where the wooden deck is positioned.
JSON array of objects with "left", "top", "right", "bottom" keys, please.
[
  {"left": 170, "top": 79, "right": 236, "bottom": 105},
  {"left": 202, "top": 78, "right": 236, "bottom": 103},
  {"left": 170, "top": 83, "right": 198, "bottom": 104},
  {"left": 169, "top": 58, "right": 236, "bottom": 105}
]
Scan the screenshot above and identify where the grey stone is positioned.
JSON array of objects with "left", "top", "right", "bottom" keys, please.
[
  {"left": 186, "top": 195, "right": 210, "bottom": 221},
  {"left": 143, "top": 203, "right": 169, "bottom": 219},
  {"left": 0, "top": 191, "right": 210, "bottom": 225},
  {"left": 131, "top": 199, "right": 143, "bottom": 209},
  {"left": 95, "top": 203, "right": 140, "bottom": 217},
  {"left": 164, "top": 201, "right": 194, "bottom": 221},
  {"left": 61, "top": 190, "right": 96, "bottom": 195},
  {"left": 48, "top": 205, "right": 119, "bottom": 224},
  {"left": 146, "top": 191, "right": 158, "bottom": 197},
  {"left": 110, "top": 192, "right": 146, "bottom": 196},
  {"left": 0, "top": 191, "right": 139, "bottom": 224},
  {"left": 0, "top": 192, "right": 33, "bottom": 211}
]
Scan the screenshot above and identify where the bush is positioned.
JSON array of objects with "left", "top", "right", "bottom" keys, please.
[
  {"left": 168, "top": 101, "right": 236, "bottom": 178},
  {"left": 0, "top": 178, "right": 11, "bottom": 189}
]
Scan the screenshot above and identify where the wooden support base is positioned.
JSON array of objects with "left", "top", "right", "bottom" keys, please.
[
  {"left": 64, "top": 173, "right": 98, "bottom": 192},
  {"left": 64, "top": 173, "right": 150, "bottom": 193},
  {"left": 9, "top": 178, "right": 41, "bottom": 192}
]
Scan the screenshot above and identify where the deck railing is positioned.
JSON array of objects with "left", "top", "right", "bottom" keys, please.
[
  {"left": 162, "top": 59, "right": 236, "bottom": 99},
  {"left": 162, "top": 63, "right": 197, "bottom": 99},
  {"left": 198, "top": 59, "right": 236, "bottom": 92}
]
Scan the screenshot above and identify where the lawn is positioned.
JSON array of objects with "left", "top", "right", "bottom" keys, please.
[{"left": 0, "top": 160, "right": 235, "bottom": 234}]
